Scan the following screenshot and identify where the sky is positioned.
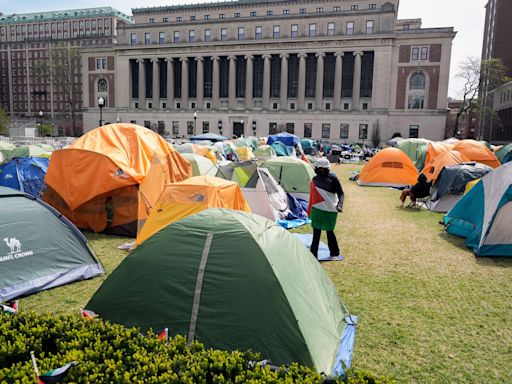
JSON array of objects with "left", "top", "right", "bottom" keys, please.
[{"left": 1, "top": 0, "right": 488, "bottom": 98}]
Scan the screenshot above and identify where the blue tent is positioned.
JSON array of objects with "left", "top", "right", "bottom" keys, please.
[
  {"left": 271, "top": 141, "right": 295, "bottom": 157},
  {"left": 0, "top": 157, "right": 49, "bottom": 197},
  {"left": 444, "top": 162, "right": 512, "bottom": 257},
  {"left": 267, "top": 132, "right": 299, "bottom": 147},
  {"left": 190, "top": 133, "right": 228, "bottom": 142}
]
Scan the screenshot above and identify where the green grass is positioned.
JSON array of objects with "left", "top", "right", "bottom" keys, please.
[{"left": 18, "top": 164, "right": 512, "bottom": 383}]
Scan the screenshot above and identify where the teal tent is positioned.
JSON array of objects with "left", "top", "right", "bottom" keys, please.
[
  {"left": 496, "top": 144, "right": 512, "bottom": 164},
  {"left": 0, "top": 187, "right": 103, "bottom": 301},
  {"left": 86, "top": 209, "right": 356, "bottom": 375}
]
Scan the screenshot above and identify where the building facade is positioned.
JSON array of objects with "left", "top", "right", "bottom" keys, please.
[
  {"left": 0, "top": 7, "right": 132, "bottom": 135},
  {"left": 82, "top": 0, "right": 455, "bottom": 143},
  {"left": 445, "top": 100, "right": 478, "bottom": 140},
  {"left": 488, "top": 81, "right": 512, "bottom": 143}
]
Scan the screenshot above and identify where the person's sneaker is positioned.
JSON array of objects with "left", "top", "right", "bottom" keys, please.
[{"left": 327, "top": 255, "right": 344, "bottom": 261}]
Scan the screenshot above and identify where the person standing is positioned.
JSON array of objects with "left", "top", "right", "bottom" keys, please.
[{"left": 307, "top": 158, "right": 344, "bottom": 259}]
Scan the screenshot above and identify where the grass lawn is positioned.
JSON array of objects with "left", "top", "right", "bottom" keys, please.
[{"left": 20, "top": 164, "right": 512, "bottom": 383}]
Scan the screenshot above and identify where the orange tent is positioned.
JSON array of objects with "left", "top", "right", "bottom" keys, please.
[
  {"left": 44, "top": 124, "right": 192, "bottom": 236},
  {"left": 421, "top": 142, "right": 454, "bottom": 175},
  {"left": 136, "top": 176, "right": 250, "bottom": 245},
  {"left": 452, "top": 140, "right": 500, "bottom": 168},
  {"left": 358, "top": 148, "right": 419, "bottom": 187},
  {"left": 422, "top": 150, "right": 471, "bottom": 182}
]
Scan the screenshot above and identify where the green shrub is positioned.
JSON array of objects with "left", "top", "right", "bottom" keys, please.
[{"left": 0, "top": 312, "right": 394, "bottom": 383}]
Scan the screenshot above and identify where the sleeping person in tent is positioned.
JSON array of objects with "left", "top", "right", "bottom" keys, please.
[
  {"left": 307, "top": 158, "right": 344, "bottom": 260},
  {"left": 399, "top": 173, "right": 431, "bottom": 208}
]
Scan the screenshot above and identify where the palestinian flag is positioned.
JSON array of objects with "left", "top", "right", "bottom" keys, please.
[
  {"left": 80, "top": 309, "right": 96, "bottom": 320},
  {"left": 38, "top": 361, "right": 78, "bottom": 384},
  {"left": 301, "top": 154, "right": 311, "bottom": 165},
  {"left": 157, "top": 327, "right": 169, "bottom": 341},
  {"left": 1, "top": 300, "right": 18, "bottom": 314}
]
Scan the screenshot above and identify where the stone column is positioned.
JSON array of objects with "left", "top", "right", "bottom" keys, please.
[
  {"left": 280, "top": 53, "right": 288, "bottom": 110},
  {"left": 334, "top": 52, "right": 343, "bottom": 111},
  {"left": 228, "top": 55, "right": 236, "bottom": 109},
  {"left": 352, "top": 51, "right": 363, "bottom": 110},
  {"left": 196, "top": 57, "right": 204, "bottom": 109},
  {"left": 180, "top": 57, "right": 189, "bottom": 108},
  {"left": 245, "top": 55, "right": 254, "bottom": 109},
  {"left": 315, "top": 52, "right": 325, "bottom": 110},
  {"left": 262, "top": 54, "right": 271, "bottom": 110},
  {"left": 152, "top": 58, "right": 159, "bottom": 108},
  {"left": 137, "top": 58, "right": 145, "bottom": 106},
  {"left": 166, "top": 58, "right": 174, "bottom": 107},
  {"left": 212, "top": 56, "right": 220, "bottom": 109},
  {"left": 298, "top": 53, "right": 307, "bottom": 111}
]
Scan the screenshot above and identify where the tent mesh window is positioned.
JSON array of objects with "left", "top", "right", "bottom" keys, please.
[{"left": 382, "top": 162, "right": 404, "bottom": 169}]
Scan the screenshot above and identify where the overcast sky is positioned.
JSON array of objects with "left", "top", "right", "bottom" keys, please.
[{"left": 1, "top": 0, "right": 488, "bottom": 98}]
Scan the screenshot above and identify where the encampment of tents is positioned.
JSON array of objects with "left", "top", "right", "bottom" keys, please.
[
  {"left": 181, "top": 153, "right": 218, "bottom": 177},
  {"left": 190, "top": 133, "right": 228, "bottom": 142},
  {"left": 452, "top": 140, "right": 500, "bottom": 168},
  {"left": 136, "top": 176, "right": 250, "bottom": 245},
  {"left": 261, "top": 157, "right": 315, "bottom": 199},
  {"left": 175, "top": 143, "right": 217, "bottom": 163},
  {"left": 0, "top": 157, "right": 49, "bottom": 197},
  {"left": 235, "top": 146, "right": 255, "bottom": 161},
  {"left": 444, "top": 161, "right": 512, "bottom": 256},
  {"left": 44, "top": 124, "right": 192, "bottom": 236},
  {"left": 357, "top": 147, "right": 419, "bottom": 187},
  {"left": 86, "top": 209, "right": 356, "bottom": 375},
  {"left": 0, "top": 186, "right": 103, "bottom": 301},
  {"left": 423, "top": 150, "right": 470, "bottom": 183},
  {"left": 421, "top": 142, "right": 454, "bottom": 176}
]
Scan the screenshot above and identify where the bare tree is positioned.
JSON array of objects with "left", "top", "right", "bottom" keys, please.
[{"left": 371, "top": 120, "right": 381, "bottom": 147}]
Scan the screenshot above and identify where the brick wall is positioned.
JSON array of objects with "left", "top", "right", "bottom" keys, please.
[
  {"left": 399, "top": 45, "right": 410, "bottom": 63},
  {"left": 429, "top": 44, "right": 442, "bottom": 62},
  {"left": 395, "top": 65, "right": 440, "bottom": 109}
]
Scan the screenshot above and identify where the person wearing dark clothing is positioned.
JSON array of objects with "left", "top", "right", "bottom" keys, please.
[
  {"left": 400, "top": 173, "right": 431, "bottom": 207},
  {"left": 307, "top": 158, "right": 344, "bottom": 259}
]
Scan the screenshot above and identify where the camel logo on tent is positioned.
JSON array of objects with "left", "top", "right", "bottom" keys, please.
[
  {"left": 3, "top": 173, "right": 14, "bottom": 179},
  {"left": 190, "top": 194, "right": 205, "bottom": 202},
  {"left": 3, "top": 238, "right": 22, "bottom": 254},
  {"left": 113, "top": 169, "right": 129, "bottom": 179}
]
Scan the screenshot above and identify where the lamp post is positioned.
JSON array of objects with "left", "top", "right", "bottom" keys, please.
[
  {"left": 116, "top": 118, "right": 121, "bottom": 124},
  {"left": 252, "top": 120, "right": 257, "bottom": 137},
  {"left": 98, "top": 96, "right": 105, "bottom": 127},
  {"left": 193, "top": 111, "right": 198, "bottom": 136},
  {"left": 240, "top": 119, "right": 244, "bottom": 138},
  {"left": 38, "top": 110, "right": 43, "bottom": 137},
  {"left": 218, "top": 120, "right": 223, "bottom": 136}
]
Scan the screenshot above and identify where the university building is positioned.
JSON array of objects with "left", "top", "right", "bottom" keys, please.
[
  {"left": 80, "top": 0, "right": 455, "bottom": 143},
  {"left": 0, "top": 7, "right": 132, "bottom": 135}
]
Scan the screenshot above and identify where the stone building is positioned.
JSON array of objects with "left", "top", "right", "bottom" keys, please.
[
  {"left": 81, "top": 0, "right": 455, "bottom": 143},
  {"left": 0, "top": 7, "right": 132, "bottom": 135},
  {"left": 487, "top": 81, "right": 512, "bottom": 144}
]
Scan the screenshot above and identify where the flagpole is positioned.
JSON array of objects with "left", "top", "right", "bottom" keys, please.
[{"left": 30, "top": 351, "right": 40, "bottom": 383}]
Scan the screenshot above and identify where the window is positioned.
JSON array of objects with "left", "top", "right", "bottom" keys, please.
[
  {"left": 234, "top": 12, "right": 240, "bottom": 18},
  {"left": 403, "top": 24, "right": 410, "bottom": 30},
  {"left": 291, "top": 24, "right": 298, "bottom": 38},
  {"left": 97, "top": 79, "right": 107, "bottom": 92},
  {"left": 204, "top": 15, "right": 210, "bottom": 20},
  {"left": 190, "top": 15, "right": 196, "bottom": 21},
  {"left": 144, "top": 32, "right": 151, "bottom": 44},
  {"left": 344, "top": 103, "right": 349, "bottom": 110},
  {"left": 308, "top": 103, "right": 313, "bottom": 110},
  {"left": 255, "top": 26, "right": 262, "bottom": 39},
  {"left": 283, "top": 9, "right": 289, "bottom": 15},
  {"left": 408, "top": 95, "right": 424, "bottom": 109},
  {"left": 340, "top": 124, "right": 349, "bottom": 139},
  {"left": 273, "top": 25, "right": 280, "bottom": 38},
  {"left": 300, "top": 8, "right": 306, "bottom": 14},
  {"left": 334, "top": 6, "right": 341, "bottom": 11},
  {"left": 412, "top": 47, "right": 419, "bottom": 61},
  {"left": 351, "top": 5, "right": 358, "bottom": 10},
  {"left": 269, "top": 122, "right": 277, "bottom": 135},
  {"left": 346, "top": 21, "right": 354, "bottom": 35},
  {"left": 189, "top": 30, "right": 195, "bottom": 42},
  {"left": 421, "top": 47, "right": 429, "bottom": 60},
  {"left": 130, "top": 33, "right": 137, "bottom": 45},
  {"left": 327, "top": 22, "right": 335, "bottom": 36},
  {"left": 250, "top": 11, "right": 257, "bottom": 16},
  {"left": 187, "top": 121, "right": 194, "bottom": 135},
  {"left": 159, "top": 32, "right": 165, "bottom": 44},
  {"left": 204, "top": 29, "right": 211, "bottom": 42},
  {"left": 409, "top": 125, "right": 419, "bottom": 138},
  {"left": 221, "top": 28, "right": 228, "bottom": 40},
  {"left": 174, "top": 31, "right": 180, "bottom": 42},
  {"left": 238, "top": 27, "right": 245, "bottom": 40},
  {"left": 309, "top": 23, "right": 316, "bottom": 37},
  {"left": 322, "top": 123, "right": 331, "bottom": 138},
  {"left": 172, "top": 121, "right": 179, "bottom": 134},
  {"left": 366, "top": 20, "right": 374, "bottom": 34},
  {"left": 410, "top": 72, "right": 426, "bottom": 90},
  {"left": 267, "top": 10, "right": 273, "bottom": 16},
  {"left": 163, "top": 17, "right": 169, "bottom": 22},
  {"left": 286, "top": 123, "right": 295, "bottom": 134},
  {"left": 96, "top": 57, "right": 107, "bottom": 70},
  {"left": 369, "top": 4, "right": 377, "bottom": 9},
  {"left": 362, "top": 103, "right": 368, "bottom": 110},
  {"left": 219, "top": 14, "right": 225, "bottom": 19},
  {"left": 304, "top": 123, "right": 312, "bottom": 138},
  {"left": 149, "top": 18, "right": 155, "bottom": 23},
  {"left": 273, "top": 103, "right": 278, "bottom": 110},
  {"left": 316, "top": 7, "right": 323, "bottom": 13},
  {"left": 202, "top": 121, "right": 210, "bottom": 133},
  {"left": 359, "top": 124, "right": 368, "bottom": 139},
  {"left": 176, "top": 16, "right": 182, "bottom": 22}
]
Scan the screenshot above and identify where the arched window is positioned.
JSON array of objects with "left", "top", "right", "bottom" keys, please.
[
  {"left": 98, "top": 78, "right": 107, "bottom": 92},
  {"left": 409, "top": 72, "right": 426, "bottom": 90}
]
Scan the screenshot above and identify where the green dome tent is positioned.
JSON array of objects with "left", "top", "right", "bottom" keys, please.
[
  {"left": 0, "top": 142, "right": 16, "bottom": 160},
  {"left": 0, "top": 187, "right": 103, "bottom": 301},
  {"left": 8, "top": 145, "right": 51, "bottom": 160},
  {"left": 396, "top": 138, "right": 430, "bottom": 171},
  {"left": 261, "top": 157, "right": 315, "bottom": 200},
  {"left": 86, "top": 209, "right": 356, "bottom": 375},
  {"left": 253, "top": 145, "right": 277, "bottom": 160},
  {"left": 181, "top": 153, "right": 218, "bottom": 177}
]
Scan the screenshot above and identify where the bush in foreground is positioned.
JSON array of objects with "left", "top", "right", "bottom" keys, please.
[{"left": 0, "top": 312, "right": 394, "bottom": 383}]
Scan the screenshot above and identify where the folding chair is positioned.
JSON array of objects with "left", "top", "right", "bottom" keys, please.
[{"left": 409, "top": 195, "right": 431, "bottom": 209}]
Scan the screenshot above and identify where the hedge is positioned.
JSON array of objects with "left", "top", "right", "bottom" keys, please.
[{"left": 0, "top": 312, "right": 394, "bottom": 383}]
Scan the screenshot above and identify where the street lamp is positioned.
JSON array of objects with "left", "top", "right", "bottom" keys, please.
[
  {"left": 240, "top": 119, "right": 244, "bottom": 138},
  {"left": 98, "top": 96, "right": 105, "bottom": 127},
  {"left": 38, "top": 110, "right": 43, "bottom": 137},
  {"left": 116, "top": 118, "right": 121, "bottom": 124},
  {"left": 252, "top": 120, "right": 257, "bottom": 136},
  {"left": 193, "top": 111, "right": 198, "bottom": 136},
  {"left": 218, "top": 120, "right": 223, "bottom": 136}
]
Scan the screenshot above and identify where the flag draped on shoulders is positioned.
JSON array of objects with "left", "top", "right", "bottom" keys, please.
[{"left": 307, "top": 173, "right": 344, "bottom": 231}]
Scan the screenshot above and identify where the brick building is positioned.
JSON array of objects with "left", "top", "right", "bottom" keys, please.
[{"left": 445, "top": 100, "right": 478, "bottom": 139}]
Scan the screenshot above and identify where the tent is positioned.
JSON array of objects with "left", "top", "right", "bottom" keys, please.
[
  {"left": 253, "top": 145, "right": 277, "bottom": 160},
  {"left": 136, "top": 177, "right": 250, "bottom": 245},
  {"left": 396, "top": 138, "right": 430, "bottom": 171},
  {"left": 35, "top": 143, "right": 55, "bottom": 152},
  {"left": 242, "top": 167, "right": 291, "bottom": 221},
  {"left": 357, "top": 147, "right": 419, "bottom": 187},
  {"left": 421, "top": 142, "right": 454, "bottom": 175},
  {"left": 7, "top": 145, "right": 51, "bottom": 160},
  {"left": 444, "top": 161, "right": 512, "bottom": 256},
  {"left": 271, "top": 141, "right": 295, "bottom": 157},
  {"left": 267, "top": 132, "right": 300, "bottom": 147},
  {"left": 86, "top": 209, "right": 356, "bottom": 375},
  {"left": 175, "top": 143, "right": 217, "bottom": 163},
  {"left": 386, "top": 136, "right": 404, "bottom": 147},
  {"left": 216, "top": 161, "right": 258, "bottom": 187},
  {"left": 261, "top": 157, "right": 315, "bottom": 200},
  {"left": 44, "top": 124, "right": 192, "bottom": 236},
  {"left": 181, "top": 153, "right": 218, "bottom": 177},
  {"left": 452, "top": 140, "right": 500, "bottom": 168},
  {"left": 0, "top": 157, "right": 49, "bottom": 197},
  {"left": 190, "top": 133, "right": 228, "bottom": 142},
  {"left": 428, "top": 163, "right": 493, "bottom": 213},
  {"left": 235, "top": 146, "right": 255, "bottom": 161},
  {"left": 0, "top": 151, "right": 3, "bottom": 164},
  {"left": 0, "top": 142, "right": 16, "bottom": 160},
  {"left": 495, "top": 143, "right": 512, "bottom": 164},
  {"left": 423, "top": 150, "right": 470, "bottom": 183},
  {"left": 0, "top": 187, "right": 103, "bottom": 301}
]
